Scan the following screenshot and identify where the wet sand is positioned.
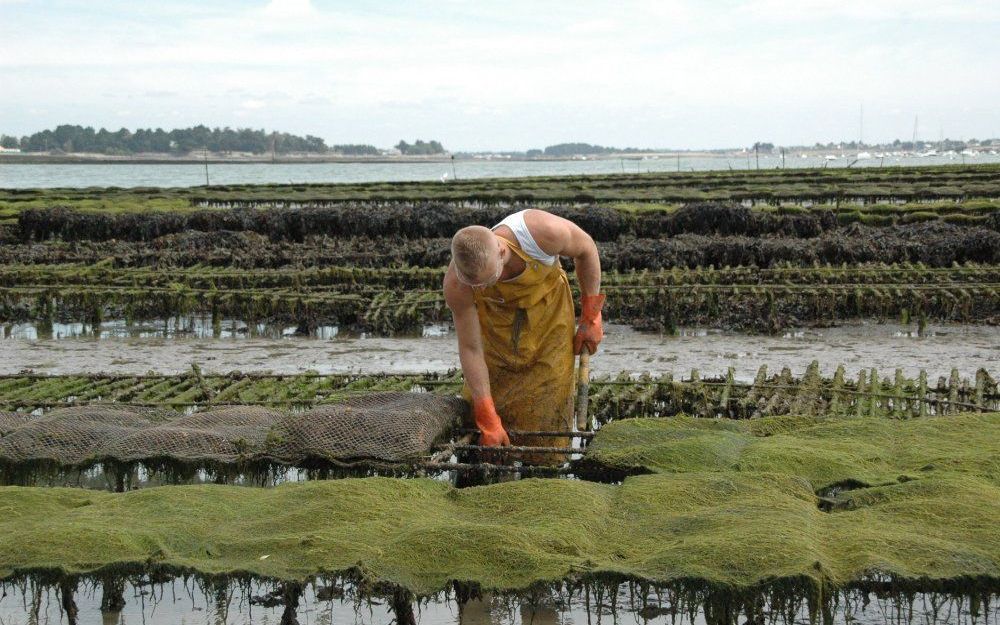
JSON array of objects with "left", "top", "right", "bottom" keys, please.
[{"left": 4, "top": 322, "right": 997, "bottom": 382}]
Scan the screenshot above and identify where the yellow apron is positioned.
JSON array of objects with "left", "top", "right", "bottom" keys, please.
[{"left": 462, "top": 237, "right": 576, "bottom": 464}]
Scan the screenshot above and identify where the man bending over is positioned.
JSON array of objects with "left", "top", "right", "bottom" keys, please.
[{"left": 444, "top": 209, "right": 604, "bottom": 463}]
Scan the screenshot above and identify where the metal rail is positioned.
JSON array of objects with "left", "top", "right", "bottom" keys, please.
[{"left": 436, "top": 444, "right": 581, "bottom": 455}]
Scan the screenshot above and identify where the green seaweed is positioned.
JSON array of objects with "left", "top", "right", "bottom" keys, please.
[
  {"left": 0, "top": 470, "right": 997, "bottom": 596},
  {"left": 586, "top": 413, "right": 1000, "bottom": 490}
]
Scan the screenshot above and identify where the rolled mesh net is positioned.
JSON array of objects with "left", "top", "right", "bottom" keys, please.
[
  {"left": 270, "top": 393, "right": 464, "bottom": 463},
  {"left": 0, "top": 407, "right": 160, "bottom": 465},
  {"left": 0, "top": 392, "right": 466, "bottom": 467},
  {"left": 0, "top": 412, "right": 31, "bottom": 438},
  {"left": 101, "top": 406, "right": 283, "bottom": 463}
]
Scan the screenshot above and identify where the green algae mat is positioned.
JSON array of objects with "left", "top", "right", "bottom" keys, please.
[
  {"left": 585, "top": 412, "right": 1000, "bottom": 489},
  {"left": 0, "top": 413, "right": 997, "bottom": 596}
]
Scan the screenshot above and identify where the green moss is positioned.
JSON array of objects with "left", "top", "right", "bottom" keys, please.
[
  {"left": 0, "top": 197, "right": 193, "bottom": 215},
  {"left": 836, "top": 211, "right": 862, "bottom": 225},
  {"left": 587, "top": 413, "right": 1000, "bottom": 489},
  {"left": 859, "top": 213, "right": 895, "bottom": 226},
  {"left": 775, "top": 205, "right": 809, "bottom": 215},
  {"left": 608, "top": 202, "right": 682, "bottom": 214},
  {"left": 900, "top": 211, "right": 941, "bottom": 224},
  {"left": 1, "top": 416, "right": 998, "bottom": 595},
  {"left": 942, "top": 213, "right": 988, "bottom": 225}
]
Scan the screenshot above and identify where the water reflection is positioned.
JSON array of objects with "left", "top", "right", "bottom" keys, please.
[
  {"left": 0, "top": 319, "right": 458, "bottom": 341},
  {"left": 0, "top": 578, "right": 994, "bottom": 625},
  {"left": 1, "top": 318, "right": 341, "bottom": 341}
]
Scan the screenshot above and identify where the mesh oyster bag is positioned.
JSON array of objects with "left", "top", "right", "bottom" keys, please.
[
  {"left": 0, "top": 393, "right": 466, "bottom": 467},
  {"left": 269, "top": 392, "right": 467, "bottom": 463},
  {"left": 0, "top": 407, "right": 157, "bottom": 465},
  {"left": 100, "top": 406, "right": 284, "bottom": 463}
]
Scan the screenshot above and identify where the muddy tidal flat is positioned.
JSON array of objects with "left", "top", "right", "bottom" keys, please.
[{"left": 4, "top": 321, "right": 996, "bottom": 381}]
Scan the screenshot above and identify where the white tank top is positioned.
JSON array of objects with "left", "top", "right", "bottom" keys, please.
[{"left": 492, "top": 210, "right": 558, "bottom": 266}]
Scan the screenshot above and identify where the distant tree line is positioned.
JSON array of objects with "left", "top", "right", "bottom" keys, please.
[
  {"left": 395, "top": 139, "right": 445, "bottom": 155},
  {"left": 3, "top": 125, "right": 344, "bottom": 155},
  {"left": 332, "top": 144, "right": 381, "bottom": 156},
  {"left": 532, "top": 143, "right": 643, "bottom": 157}
]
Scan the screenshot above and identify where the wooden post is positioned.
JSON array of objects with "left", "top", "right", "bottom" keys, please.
[
  {"left": 948, "top": 369, "right": 960, "bottom": 415},
  {"left": 576, "top": 350, "right": 591, "bottom": 431},
  {"left": 830, "top": 365, "right": 846, "bottom": 415},
  {"left": 974, "top": 369, "right": 986, "bottom": 410},
  {"left": 918, "top": 370, "right": 928, "bottom": 418},
  {"left": 893, "top": 369, "right": 905, "bottom": 418},
  {"left": 719, "top": 366, "right": 734, "bottom": 418},
  {"left": 854, "top": 370, "right": 866, "bottom": 418}
]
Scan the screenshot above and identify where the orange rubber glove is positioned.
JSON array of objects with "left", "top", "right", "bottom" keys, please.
[
  {"left": 473, "top": 396, "right": 510, "bottom": 447},
  {"left": 574, "top": 294, "right": 606, "bottom": 355}
]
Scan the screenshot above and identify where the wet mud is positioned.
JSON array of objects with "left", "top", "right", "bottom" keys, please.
[{"left": 3, "top": 322, "right": 997, "bottom": 382}]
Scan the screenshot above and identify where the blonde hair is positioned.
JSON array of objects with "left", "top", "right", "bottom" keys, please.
[{"left": 451, "top": 226, "right": 496, "bottom": 283}]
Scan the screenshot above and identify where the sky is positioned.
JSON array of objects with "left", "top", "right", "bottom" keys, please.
[{"left": 1, "top": 0, "right": 999, "bottom": 151}]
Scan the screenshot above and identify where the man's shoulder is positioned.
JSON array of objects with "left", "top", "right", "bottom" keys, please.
[
  {"left": 522, "top": 209, "right": 570, "bottom": 255},
  {"left": 443, "top": 263, "right": 474, "bottom": 308}
]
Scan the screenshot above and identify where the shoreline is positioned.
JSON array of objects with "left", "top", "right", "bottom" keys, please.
[
  {"left": 1, "top": 148, "right": 996, "bottom": 166},
  {"left": 0, "top": 150, "right": 757, "bottom": 165}
]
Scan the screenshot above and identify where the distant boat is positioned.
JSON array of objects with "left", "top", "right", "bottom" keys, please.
[
  {"left": 919, "top": 150, "right": 938, "bottom": 157},
  {"left": 825, "top": 155, "right": 838, "bottom": 160},
  {"left": 857, "top": 152, "right": 872, "bottom": 159}
]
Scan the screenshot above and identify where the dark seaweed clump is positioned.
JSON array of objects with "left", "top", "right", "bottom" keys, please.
[
  {"left": 4, "top": 223, "right": 998, "bottom": 270},
  {"left": 16, "top": 204, "right": 628, "bottom": 243},
  {"left": 20, "top": 201, "right": 987, "bottom": 244}
]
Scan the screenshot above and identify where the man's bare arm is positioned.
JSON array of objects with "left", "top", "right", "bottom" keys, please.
[
  {"left": 524, "top": 209, "right": 601, "bottom": 295},
  {"left": 444, "top": 265, "right": 510, "bottom": 446},
  {"left": 443, "top": 265, "right": 491, "bottom": 399}
]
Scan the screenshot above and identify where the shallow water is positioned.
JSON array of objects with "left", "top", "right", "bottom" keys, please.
[
  {"left": 0, "top": 580, "right": 994, "bottom": 625},
  {"left": 3, "top": 321, "right": 997, "bottom": 382},
  {"left": 3, "top": 153, "right": 998, "bottom": 188}
]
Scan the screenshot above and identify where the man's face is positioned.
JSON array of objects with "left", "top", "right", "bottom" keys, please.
[{"left": 459, "top": 235, "right": 506, "bottom": 288}]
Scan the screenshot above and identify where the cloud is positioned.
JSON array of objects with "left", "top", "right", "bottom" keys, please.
[
  {"left": 260, "top": 0, "right": 316, "bottom": 20},
  {"left": 733, "top": 0, "right": 1000, "bottom": 22},
  {"left": 565, "top": 18, "right": 620, "bottom": 34},
  {"left": 0, "top": 1, "right": 996, "bottom": 148}
]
